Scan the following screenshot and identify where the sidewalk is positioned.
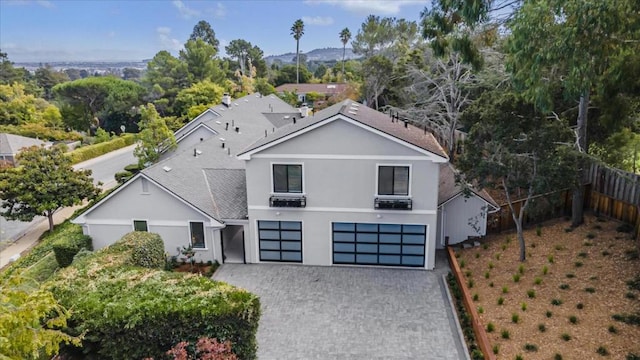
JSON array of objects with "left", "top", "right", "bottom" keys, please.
[{"left": 0, "top": 205, "right": 84, "bottom": 269}]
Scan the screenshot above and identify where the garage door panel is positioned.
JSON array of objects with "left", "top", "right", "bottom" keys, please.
[
  {"left": 332, "top": 222, "right": 425, "bottom": 267},
  {"left": 258, "top": 221, "right": 302, "bottom": 263}
]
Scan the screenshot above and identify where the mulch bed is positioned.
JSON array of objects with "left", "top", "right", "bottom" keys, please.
[{"left": 456, "top": 214, "right": 640, "bottom": 359}]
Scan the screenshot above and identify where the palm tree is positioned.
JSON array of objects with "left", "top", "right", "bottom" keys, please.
[
  {"left": 290, "top": 19, "right": 305, "bottom": 84},
  {"left": 339, "top": 28, "right": 351, "bottom": 80}
]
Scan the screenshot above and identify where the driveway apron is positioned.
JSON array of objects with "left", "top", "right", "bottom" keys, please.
[{"left": 214, "top": 264, "right": 466, "bottom": 360}]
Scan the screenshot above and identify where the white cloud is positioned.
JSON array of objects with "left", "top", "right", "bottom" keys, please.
[
  {"left": 172, "top": 0, "right": 200, "bottom": 19},
  {"left": 156, "top": 27, "right": 182, "bottom": 52},
  {"left": 35, "top": 0, "right": 54, "bottom": 8},
  {"left": 207, "top": 2, "right": 227, "bottom": 19},
  {"left": 305, "top": 0, "right": 426, "bottom": 15},
  {"left": 302, "top": 16, "right": 334, "bottom": 26}
]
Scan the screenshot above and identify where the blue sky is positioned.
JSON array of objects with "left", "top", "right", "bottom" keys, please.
[{"left": 0, "top": 0, "right": 430, "bottom": 63}]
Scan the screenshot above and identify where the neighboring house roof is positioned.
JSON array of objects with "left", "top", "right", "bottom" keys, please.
[
  {"left": 139, "top": 93, "right": 299, "bottom": 221},
  {"left": 238, "top": 100, "right": 449, "bottom": 160},
  {"left": 0, "top": 133, "right": 51, "bottom": 156},
  {"left": 275, "top": 83, "right": 348, "bottom": 96},
  {"left": 438, "top": 163, "right": 499, "bottom": 210}
]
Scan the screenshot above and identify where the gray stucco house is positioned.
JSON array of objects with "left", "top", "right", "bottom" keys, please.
[
  {"left": 74, "top": 93, "right": 494, "bottom": 270},
  {"left": 0, "top": 133, "right": 52, "bottom": 166}
]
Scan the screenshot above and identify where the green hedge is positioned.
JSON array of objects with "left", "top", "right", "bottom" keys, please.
[
  {"left": 123, "top": 163, "right": 141, "bottom": 173},
  {"left": 0, "top": 221, "right": 83, "bottom": 281},
  {"left": 66, "top": 134, "right": 135, "bottom": 165},
  {"left": 126, "top": 232, "right": 165, "bottom": 269},
  {"left": 0, "top": 124, "right": 82, "bottom": 141},
  {"left": 51, "top": 233, "right": 92, "bottom": 268},
  {"left": 114, "top": 170, "right": 132, "bottom": 184},
  {"left": 47, "top": 232, "right": 260, "bottom": 359}
]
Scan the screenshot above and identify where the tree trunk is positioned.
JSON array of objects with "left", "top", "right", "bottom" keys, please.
[
  {"left": 47, "top": 210, "right": 54, "bottom": 232},
  {"left": 571, "top": 91, "right": 589, "bottom": 227},
  {"left": 516, "top": 220, "right": 526, "bottom": 262},
  {"left": 342, "top": 46, "right": 346, "bottom": 79},
  {"left": 296, "top": 40, "right": 300, "bottom": 84}
]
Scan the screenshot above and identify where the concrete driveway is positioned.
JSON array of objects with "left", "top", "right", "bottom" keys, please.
[{"left": 214, "top": 262, "right": 467, "bottom": 360}]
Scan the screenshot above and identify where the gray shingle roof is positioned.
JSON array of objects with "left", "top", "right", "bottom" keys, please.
[
  {"left": 438, "top": 163, "right": 498, "bottom": 208},
  {"left": 239, "top": 100, "right": 449, "bottom": 159},
  {"left": 142, "top": 93, "right": 298, "bottom": 220},
  {"left": 0, "top": 133, "right": 50, "bottom": 155}
]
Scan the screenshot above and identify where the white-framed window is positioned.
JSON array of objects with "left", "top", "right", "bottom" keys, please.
[
  {"left": 133, "top": 220, "right": 148, "bottom": 232},
  {"left": 377, "top": 165, "right": 410, "bottom": 196},
  {"left": 189, "top": 221, "right": 205, "bottom": 249},
  {"left": 272, "top": 163, "right": 303, "bottom": 194}
]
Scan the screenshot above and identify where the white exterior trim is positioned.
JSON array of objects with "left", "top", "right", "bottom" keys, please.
[
  {"left": 375, "top": 163, "right": 412, "bottom": 198},
  {"left": 174, "top": 108, "right": 220, "bottom": 138},
  {"left": 252, "top": 154, "right": 435, "bottom": 161},
  {"left": 269, "top": 161, "right": 305, "bottom": 195},
  {"left": 72, "top": 173, "right": 221, "bottom": 227},
  {"left": 248, "top": 205, "right": 436, "bottom": 215},
  {"left": 238, "top": 114, "right": 448, "bottom": 162},
  {"left": 438, "top": 192, "right": 500, "bottom": 212},
  {"left": 175, "top": 122, "right": 218, "bottom": 144}
]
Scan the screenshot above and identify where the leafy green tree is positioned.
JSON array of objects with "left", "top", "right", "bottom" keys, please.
[
  {"left": 175, "top": 80, "right": 225, "bottom": 117},
  {"left": 339, "top": 28, "right": 352, "bottom": 78},
  {"left": 190, "top": 20, "right": 219, "bottom": 51},
  {"left": 122, "top": 67, "right": 142, "bottom": 81},
  {"left": 0, "top": 274, "right": 80, "bottom": 359},
  {"left": 362, "top": 55, "right": 393, "bottom": 110},
  {"left": 34, "top": 65, "right": 69, "bottom": 100},
  {"left": 254, "top": 77, "right": 276, "bottom": 96},
  {"left": 180, "top": 39, "right": 224, "bottom": 84},
  {"left": 52, "top": 76, "right": 144, "bottom": 132},
  {"left": 0, "top": 146, "right": 100, "bottom": 231},
  {"left": 0, "top": 83, "right": 62, "bottom": 127},
  {"left": 225, "top": 39, "right": 252, "bottom": 76},
  {"left": 506, "top": 0, "right": 640, "bottom": 226},
  {"left": 134, "top": 104, "right": 177, "bottom": 167},
  {"left": 143, "top": 51, "right": 191, "bottom": 116},
  {"left": 458, "top": 89, "right": 576, "bottom": 261},
  {"left": 0, "top": 51, "right": 28, "bottom": 86},
  {"left": 274, "top": 64, "right": 311, "bottom": 86},
  {"left": 290, "top": 19, "right": 305, "bottom": 84}
]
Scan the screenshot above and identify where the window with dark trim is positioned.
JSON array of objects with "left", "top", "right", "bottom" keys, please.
[
  {"left": 378, "top": 166, "right": 409, "bottom": 196},
  {"left": 190, "top": 222, "right": 205, "bottom": 249},
  {"left": 273, "top": 164, "right": 302, "bottom": 193},
  {"left": 133, "top": 220, "right": 148, "bottom": 232}
]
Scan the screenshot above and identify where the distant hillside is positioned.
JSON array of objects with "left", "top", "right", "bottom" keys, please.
[{"left": 265, "top": 47, "right": 359, "bottom": 64}]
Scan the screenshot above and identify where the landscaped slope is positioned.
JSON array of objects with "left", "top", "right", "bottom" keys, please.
[
  {"left": 46, "top": 232, "right": 260, "bottom": 360},
  {"left": 456, "top": 215, "right": 640, "bottom": 359}
]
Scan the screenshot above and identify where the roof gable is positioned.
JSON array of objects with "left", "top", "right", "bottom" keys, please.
[
  {"left": 438, "top": 163, "right": 498, "bottom": 209},
  {"left": 0, "top": 133, "right": 51, "bottom": 155},
  {"left": 238, "top": 100, "right": 449, "bottom": 161}
]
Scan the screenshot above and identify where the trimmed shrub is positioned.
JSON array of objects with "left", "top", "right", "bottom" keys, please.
[
  {"left": 66, "top": 133, "right": 135, "bottom": 164},
  {"left": 126, "top": 232, "right": 166, "bottom": 269},
  {"left": 115, "top": 170, "right": 133, "bottom": 183},
  {"left": 124, "top": 163, "right": 141, "bottom": 173},
  {"left": 52, "top": 232, "right": 92, "bottom": 268},
  {"left": 47, "top": 232, "right": 260, "bottom": 360}
]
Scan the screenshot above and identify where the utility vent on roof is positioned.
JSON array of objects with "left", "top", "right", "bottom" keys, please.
[
  {"left": 195, "top": 149, "right": 202, "bottom": 155},
  {"left": 234, "top": 102, "right": 239, "bottom": 106},
  {"left": 162, "top": 166, "right": 172, "bottom": 172},
  {"left": 284, "top": 115, "right": 290, "bottom": 119},
  {"left": 351, "top": 103, "right": 359, "bottom": 107},
  {"left": 327, "top": 85, "right": 336, "bottom": 89},
  {"left": 219, "top": 108, "right": 226, "bottom": 111},
  {"left": 244, "top": 99, "right": 249, "bottom": 102},
  {"left": 219, "top": 137, "right": 226, "bottom": 141},
  {"left": 348, "top": 110, "right": 357, "bottom": 115},
  {"left": 215, "top": 121, "right": 221, "bottom": 124}
]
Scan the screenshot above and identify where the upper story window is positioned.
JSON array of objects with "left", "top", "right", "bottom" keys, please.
[
  {"left": 273, "top": 164, "right": 302, "bottom": 193},
  {"left": 378, "top": 165, "right": 410, "bottom": 196}
]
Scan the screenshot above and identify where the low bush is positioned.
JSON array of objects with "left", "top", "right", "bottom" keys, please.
[
  {"left": 51, "top": 232, "right": 92, "bottom": 268},
  {"left": 546, "top": 311, "right": 553, "bottom": 318},
  {"left": 524, "top": 343, "right": 538, "bottom": 352},
  {"left": 585, "top": 287, "right": 596, "bottom": 293},
  {"left": 47, "top": 232, "right": 261, "bottom": 360},
  {"left": 498, "top": 297, "right": 505, "bottom": 305},
  {"left": 627, "top": 276, "right": 640, "bottom": 291},
  {"left": 569, "top": 315, "right": 578, "bottom": 324},
  {"left": 501, "top": 329, "right": 510, "bottom": 339},
  {"left": 597, "top": 346, "right": 609, "bottom": 356},
  {"left": 561, "top": 333, "right": 571, "bottom": 341},
  {"left": 527, "top": 289, "right": 536, "bottom": 298},
  {"left": 115, "top": 170, "right": 133, "bottom": 183},
  {"left": 124, "top": 163, "right": 141, "bottom": 173},
  {"left": 0, "top": 123, "right": 82, "bottom": 141},
  {"left": 612, "top": 313, "right": 640, "bottom": 326},
  {"left": 552, "top": 299, "right": 563, "bottom": 306},
  {"left": 126, "top": 232, "right": 166, "bottom": 268},
  {"left": 66, "top": 134, "right": 135, "bottom": 165},
  {"left": 487, "top": 322, "right": 495, "bottom": 332},
  {"left": 608, "top": 325, "right": 617, "bottom": 334},
  {"left": 538, "top": 323, "right": 546, "bottom": 332}
]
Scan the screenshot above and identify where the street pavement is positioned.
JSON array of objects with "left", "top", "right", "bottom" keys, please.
[{"left": 0, "top": 144, "right": 136, "bottom": 268}]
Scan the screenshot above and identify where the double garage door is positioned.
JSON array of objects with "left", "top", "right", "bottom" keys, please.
[
  {"left": 258, "top": 220, "right": 426, "bottom": 268},
  {"left": 332, "top": 222, "right": 426, "bottom": 267}
]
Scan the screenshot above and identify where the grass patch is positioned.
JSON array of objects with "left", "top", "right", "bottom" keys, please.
[
  {"left": 569, "top": 315, "right": 578, "bottom": 324},
  {"left": 521, "top": 302, "right": 528, "bottom": 311},
  {"left": 627, "top": 276, "right": 640, "bottom": 291},
  {"left": 513, "top": 274, "right": 521, "bottom": 282},
  {"left": 566, "top": 273, "right": 575, "bottom": 278},
  {"left": 578, "top": 252, "right": 588, "bottom": 258},
  {"left": 612, "top": 313, "right": 640, "bottom": 326},
  {"left": 577, "top": 303, "right": 584, "bottom": 310},
  {"left": 546, "top": 310, "right": 553, "bottom": 318},
  {"left": 560, "top": 283, "right": 570, "bottom": 290},
  {"left": 498, "top": 297, "right": 505, "bottom": 305},
  {"left": 552, "top": 299, "right": 563, "bottom": 306},
  {"left": 501, "top": 329, "right": 510, "bottom": 339},
  {"left": 597, "top": 346, "right": 609, "bottom": 356},
  {"left": 524, "top": 343, "right": 538, "bottom": 352},
  {"left": 527, "top": 289, "right": 536, "bottom": 298},
  {"left": 585, "top": 287, "right": 596, "bottom": 293},
  {"left": 575, "top": 261, "right": 584, "bottom": 268},
  {"left": 561, "top": 333, "right": 571, "bottom": 341},
  {"left": 487, "top": 322, "right": 495, "bottom": 332},
  {"left": 502, "top": 286, "right": 509, "bottom": 294},
  {"left": 608, "top": 325, "right": 617, "bottom": 334},
  {"left": 512, "top": 313, "right": 520, "bottom": 323},
  {"left": 586, "top": 232, "right": 596, "bottom": 239},
  {"left": 535, "top": 276, "right": 543, "bottom": 285},
  {"left": 548, "top": 255, "right": 555, "bottom": 263},
  {"left": 538, "top": 323, "right": 546, "bottom": 332}
]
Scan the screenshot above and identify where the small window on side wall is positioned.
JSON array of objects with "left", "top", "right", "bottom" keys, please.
[
  {"left": 133, "top": 220, "right": 148, "bottom": 232},
  {"left": 190, "top": 222, "right": 205, "bottom": 249}
]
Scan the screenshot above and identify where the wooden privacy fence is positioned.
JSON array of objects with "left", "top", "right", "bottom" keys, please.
[{"left": 487, "top": 163, "right": 639, "bottom": 239}]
